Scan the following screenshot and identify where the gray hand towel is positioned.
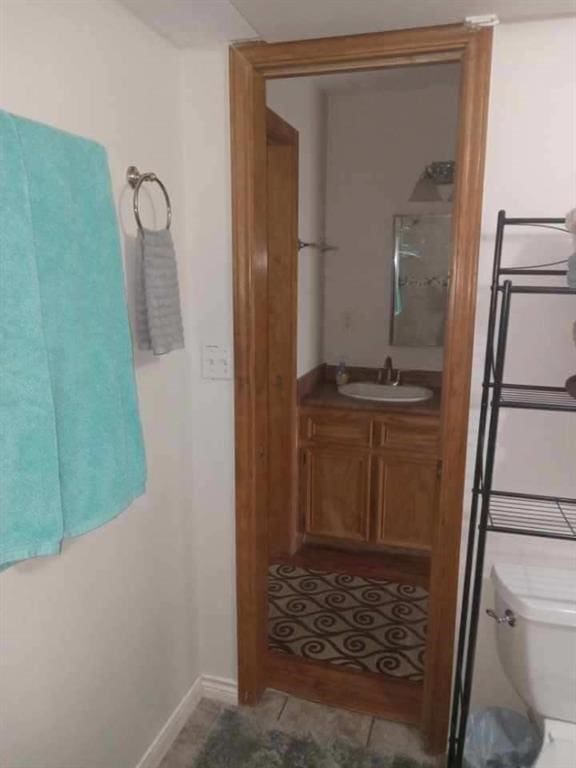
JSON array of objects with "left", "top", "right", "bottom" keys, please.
[{"left": 135, "top": 227, "right": 185, "bottom": 355}]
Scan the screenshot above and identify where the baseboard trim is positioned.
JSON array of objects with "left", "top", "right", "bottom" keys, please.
[
  {"left": 134, "top": 675, "right": 238, "bottom": 768},
  {"left": 135, "top": 676, "right": 204, "bottom": 768}
]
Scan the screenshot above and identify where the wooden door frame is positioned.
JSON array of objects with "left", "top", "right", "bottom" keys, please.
[{"left": 230, "top": 24, "right": 492, "bottom": 752}]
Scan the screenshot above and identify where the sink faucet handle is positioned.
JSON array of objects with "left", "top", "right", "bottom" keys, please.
[
  {"left": 378, "top": 356, "right": 400, "bottom": 384},
  {"left": 383, "top": 356, "right": 399, "bottom": 385}
]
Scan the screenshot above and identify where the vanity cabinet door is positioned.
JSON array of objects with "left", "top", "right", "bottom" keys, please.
[
  {"left": 372, "top": 454, "right": 439, "bottom": 551},
  {"left": 301, "top": 446, "right": 371, "bottom": 542}
]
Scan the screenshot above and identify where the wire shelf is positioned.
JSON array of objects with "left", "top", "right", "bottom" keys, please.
[
  {"left": 499, "top": 268, "right": 567, "bottom": 277},
  {"left": 497, "top": 384, "right": 576, "bottom": 412},
  {"left": 486, "top": 491, "right": 576, "bottom": 540},
  {"left": 449, "top": 211, "right": 576, "bottom": 768},
  {"left": 500, "top": 285, "right": 576, "bottom": 295}
]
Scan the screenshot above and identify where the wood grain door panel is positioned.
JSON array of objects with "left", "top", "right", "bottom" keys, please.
[
  {"left": 303, "top": 447, "right": 371, "bottom": 542},
  {"left": 373, "top": 456, "right": 439, "bottom": 551},
  {"left": 266, "top": 111, "right": 299, "bottom": 557}
]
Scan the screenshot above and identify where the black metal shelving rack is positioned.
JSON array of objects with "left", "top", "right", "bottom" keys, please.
[{"left": 447, "top": 210, "right": 576, "bottom": 766}]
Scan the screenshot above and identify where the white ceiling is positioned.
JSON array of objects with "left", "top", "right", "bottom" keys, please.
[
  {"left": 119, "top": 0, "right": 258, "bottom": 48},
  {"left": 119, "top": 0, "right": 576, "bottom": 48},
  {"left": 232, "top": 0, "right": 576, "bottom": 41}
]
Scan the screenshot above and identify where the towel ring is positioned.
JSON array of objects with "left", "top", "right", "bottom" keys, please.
[{"left": 126, "top": 165, "right": 172, "bottom": 233}]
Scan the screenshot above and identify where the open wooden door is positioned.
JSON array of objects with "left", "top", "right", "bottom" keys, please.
[{"left": 266, "top": 109, "right": 300, "bottom": 558}]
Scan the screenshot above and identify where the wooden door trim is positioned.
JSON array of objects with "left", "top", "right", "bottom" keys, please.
[
  {"left": 230, "top": 24, "right": 492, "bottom": 752},
  {"left": 237, "top": 24, "right": 471, "bottom": 77},
  {"left": 230, "top": 49, "right": 268, "bottom": 705},
  {"left": 266, "top": 650, "right": 422, "bottom": 723}
]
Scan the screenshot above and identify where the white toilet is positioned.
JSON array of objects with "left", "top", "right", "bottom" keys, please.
[{"left": 491, "top": 563, "right": 576, "bottom": 767}]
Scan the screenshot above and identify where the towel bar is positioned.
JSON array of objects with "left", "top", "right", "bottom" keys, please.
[{"left": 127, "top": 165, "right": 171, "bottom": 233}]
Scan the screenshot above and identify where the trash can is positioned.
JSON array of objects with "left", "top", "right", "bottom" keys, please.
[{"left": 463, "top": 707, "right": 542, "bottom": 768}]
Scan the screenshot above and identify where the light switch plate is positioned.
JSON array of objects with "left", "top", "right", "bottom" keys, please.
[{"left": 202, "top": 344, "right": 231, "bottom": 380}]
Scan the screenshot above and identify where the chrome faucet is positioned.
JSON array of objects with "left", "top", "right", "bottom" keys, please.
[{"left": 378, "top": 356, "right": 401, "bottom": 386}]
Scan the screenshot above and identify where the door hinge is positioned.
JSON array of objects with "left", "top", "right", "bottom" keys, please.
[{"left": 465, "top": 14, "right": 499, "bottom": 28}]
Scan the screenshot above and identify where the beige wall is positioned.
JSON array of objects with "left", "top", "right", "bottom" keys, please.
[
  {"left": 467, "top": 17, "right": 576, "bottom": 711},
  {"left": 190, "top": 18, "right": 576, "bottom": 715},
  {"left": 0, "top": 2, "right": 199, "bottom": 767},
  {"left": 189, "top": 19, "right": 576, "bottom": 717},
  {"left": 323, "top": 65, "right": 459, "bottom": 370},
  {"left": 266, "top": 78, "right": 327, "bottom": 377},
  {"left": 1, "top": 6, "right": 575, "bottom": 765},
  {"left": 179, "top": 46, "right": 238, "bottom": 683}
]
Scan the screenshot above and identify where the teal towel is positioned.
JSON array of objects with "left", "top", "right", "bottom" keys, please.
[{"left": 0, "top": 111, "right": 146, "bottom": 569}]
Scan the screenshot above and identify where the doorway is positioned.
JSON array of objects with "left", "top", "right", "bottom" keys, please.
[{"left": 230, "top": 24, "right": 492, "bottom": 754}]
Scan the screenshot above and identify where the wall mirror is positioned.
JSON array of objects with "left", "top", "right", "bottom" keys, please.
[
  {"left": 391, "top": 213, "right": 452, "bottom": 348},
  {"left": 313, "top": 63, "right": 458, "bottom": 372}
]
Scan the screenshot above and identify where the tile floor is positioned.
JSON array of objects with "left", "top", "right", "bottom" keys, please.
[{"left": 159, "top": 689, "right": 440, "bottom": 768}]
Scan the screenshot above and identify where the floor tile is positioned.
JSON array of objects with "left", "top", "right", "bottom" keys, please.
[
  {"left": 159, "top": 692, "right": 440, "bottom": 768},
  {"left": 158, "top": 737, "right": 200, "bottom": 768},
  {"left": 369, "top": 717, "right": 436, "bottom": 764},
  {"left": 239, "top": 688, "right": 288, "bottom": 725},
  {"left": 159, "top": 699, "right": 223, "bottom": 768},
  {"left": 277, "top": 695, "right": 372, "bottom": 747},
  {"left": 181, "top": 698, "right": 223, "bottom": 737}
]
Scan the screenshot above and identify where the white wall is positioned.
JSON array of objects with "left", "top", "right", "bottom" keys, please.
[
  {"left": 1, "top": 7, "right": 575, "bottom": 765},
  {"left": 180, "top": 47, "right": 238, "bottom": 683},
  {"left": 191, "top": 17, "right": 576, "bottom": 716},
  {"left": 0, "top": 2, "right": 199, "bottom": 767},
  {"left": 467, "top": 17, "right": 576, "bottom": 710},
  {"left": 323, "top": 66, "right": 459, "bottom": 370},
  {"left": 266, "top": 79, "right": 327, "bottom": 376}
]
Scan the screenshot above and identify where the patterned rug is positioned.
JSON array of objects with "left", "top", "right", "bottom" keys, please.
[
  {"left": 268, "top": 564, "right": 428, "bottom": 682},
  {"left": 193, "top": 709, "right": 433, "bottom": 768}
]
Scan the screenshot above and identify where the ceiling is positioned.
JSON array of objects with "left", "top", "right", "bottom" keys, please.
[
  {"left": 119, "top": 0, "right": 258, "bottom": 48},
  {"left": 119, "top": 0, "right": 576, "bottom": 48},
  {"left": 232, "top": 0, "right": 576, "bottom": 42}
]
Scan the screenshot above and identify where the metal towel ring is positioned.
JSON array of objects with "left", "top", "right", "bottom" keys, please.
[{"left": 126, "top": 165, "right": 172, "bottom": 233}]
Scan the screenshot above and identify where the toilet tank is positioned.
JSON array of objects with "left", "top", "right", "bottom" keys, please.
[{"left": 491, "top": 564, "right": 576, "bottom": 723}]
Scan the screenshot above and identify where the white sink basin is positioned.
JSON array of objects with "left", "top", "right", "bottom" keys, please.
[{"left": 338, "top": 381, "right": 433, "bottom": 403}]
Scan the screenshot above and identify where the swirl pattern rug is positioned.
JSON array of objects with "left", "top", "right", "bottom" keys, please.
[{"left": 268, "top": 564, "right": 428, "bottom": 682}]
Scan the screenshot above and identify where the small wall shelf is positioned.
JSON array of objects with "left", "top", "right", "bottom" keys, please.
[
  {"left": 486, "top": 491, "right": 576, "bottom": 540},
  {"left": 497, "top": 383, "right": 576, "bottom": 411},
  {"left": 448, "top": 211, "right": 576, "bottom": 766}
]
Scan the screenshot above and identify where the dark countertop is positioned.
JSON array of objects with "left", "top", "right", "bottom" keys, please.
[{"left": 300, "top": 380, "right": 442, "bottom": 417}]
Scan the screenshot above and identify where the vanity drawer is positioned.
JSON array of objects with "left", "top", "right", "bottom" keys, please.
[
  {"left": 374, "top": 415, "right": 439, "bottom": 455},
  {"left": 300, "top": 410, "right": 372, "bottom": 447}
]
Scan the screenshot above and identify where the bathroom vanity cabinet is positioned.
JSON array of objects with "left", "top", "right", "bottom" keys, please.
[{"left": 298, "top": 407, "right": 440, "bottom": 552}]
